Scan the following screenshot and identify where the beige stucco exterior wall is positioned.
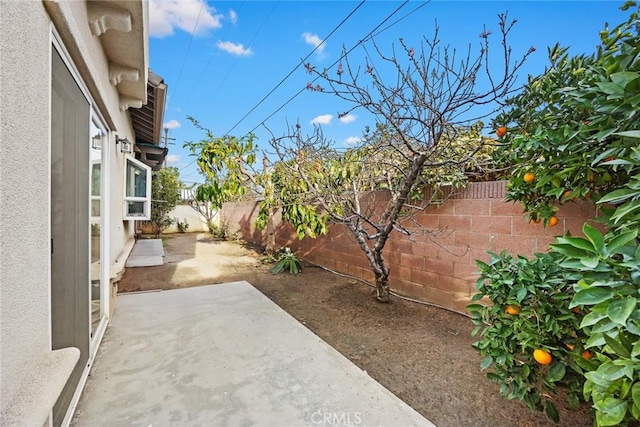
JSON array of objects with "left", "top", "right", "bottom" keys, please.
[
  {"left": 1, "top": 0, "right": 148, "bottom": 423},
  {"left": 43, "top": 0, "right": 142, "bottom": 277},
  {"left": 0, "top": 0, "right": 55, "bottom": 409}
]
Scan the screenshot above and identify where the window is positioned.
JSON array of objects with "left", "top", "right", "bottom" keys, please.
[{"left": 123, "top": 156, "right": 151, "bottom": 220}]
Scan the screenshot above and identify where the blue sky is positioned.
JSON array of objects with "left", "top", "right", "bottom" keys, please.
[{"left": 148, "top": 0, "right": 629, "bottom": 184}]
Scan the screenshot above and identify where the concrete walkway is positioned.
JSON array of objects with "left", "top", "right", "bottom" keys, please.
[
  {"left": 72, "top": 282, "right": 434, "bottom": 427},
  {"left": 125, "top": 238, "right": 164, "bottom": 267}
]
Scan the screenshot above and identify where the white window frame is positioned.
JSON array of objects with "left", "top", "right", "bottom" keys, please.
[{"left": 123, "top": 156, "right": 151, "bottom": 220}]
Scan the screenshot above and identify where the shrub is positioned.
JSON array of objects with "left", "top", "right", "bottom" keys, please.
[
  {"left": 468, "top": 250, "right": 589, "bottom": 422},
  {"left": 175, "top": 218, "right": 189, "bottom": 233}
]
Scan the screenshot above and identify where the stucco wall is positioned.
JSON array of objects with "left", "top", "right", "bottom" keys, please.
[
  {"left": 223, "top": 181, "right": 598, "bottom": 314},
  {"left": 137, "top": 204, "right": 218, "bottom": 234},
  {"left": 1, "top": 0, "right": 146, "bottom": 422},
  {"left": 0, "top": 0, "right": 55, "bottom": 407}
]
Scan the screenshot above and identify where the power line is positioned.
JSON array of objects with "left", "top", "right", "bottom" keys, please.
[
  {"left": 208, "top": 1, "right": 279, "bottom": 105},
  {"left": 179, "top": 0, "right": 366, "bottom": 174},
  {"left": 165, "top": 0, "right": 206, "bottom": 113},
  {"left": 178, "top": 1, "right": 250, "bottom": 111},
  {"left": 247, "top": 0, "right": 429, "bottom": 135},
  {"left": 180, "top": 0, "right": 431, "bottom": 176},
  {"left": 223, "top": 0, "right": 367, "bottom": 136}
]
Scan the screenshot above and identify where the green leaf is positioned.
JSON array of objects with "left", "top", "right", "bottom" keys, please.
[
  {"left": 555, "top": 236, "right": 597, "bottom": 253},
  {"left": 633, "top": 382, "right": 640, "bottom": 409},
  {"left": 598, "top": 361, "right": 632, "bottom": 382},
  {"left": 592, "top": 317, "right": 618, "bottom": 333},
  {"left": 545, "top": 401, "right": 560, "bottom": 423},
  {"left": 583, "top": 223, "right": 605, "bottom": 255},
  {"left": 610, "top": 71, "right": 640, "bottom": 89},
  {"left": 581, "top": 310, "right": 609, "bottom": 328},
  {"left": 611, "top": 200, "right": 640, "bottom": 224},
  {"left": 607, "top": 297, "right": 637, "bottom": 325},
  {"left": 596, "top": 81, "right": 624, "bottom": 96},
  {"left": 581, "top": 256, "right": 600, "bottom": 269},
  {"left": 598, "top": 188, "right": 637, "bottom": 204},
  {"left": 614, "top": 130, "right": 640, "bottom": 139},
  {"left": 480, "top": 356, "right": 493, "bottom": 370},
  {"left": 607, "top": 230, "right": 639, "bottom": 253},
  {"left": 604, "top": 334, "right": 631, "bottom": 358},
  {"left": 550, "top": 243, "right": 592, "bottom": 258},
  {"left": 573, "top": 288, "right": 615, "bottom": 306},
  {"left": 594, "top": 397, "right": 627, "bottom": 426},
  {"left": 545, "top": 362, "right": 566, "bottom": 383}
]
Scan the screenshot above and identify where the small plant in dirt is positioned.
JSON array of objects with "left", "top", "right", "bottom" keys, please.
[
  {"left": 208, "top": 220, "right": 231, "bottom": 240},
  {"left": 270, "top": 247, "right": 302, "bottom": 275},
  {"left": 175, "top": 218, "right": 189, "bottom": 233},
  {"left": 468, "top": 250, "right": 589, "bottom": 422}
]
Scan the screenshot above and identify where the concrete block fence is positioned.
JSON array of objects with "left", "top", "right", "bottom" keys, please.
[{"left": 222, "top": 181, "right": 598, "bottom": 315}]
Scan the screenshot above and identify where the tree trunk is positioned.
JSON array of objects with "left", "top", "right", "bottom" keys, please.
[
  {"left": 375, "top": 275, "right": 390, "bottom": 303},
  {"left": 265, "top": 213, "right": 276, "bottom": 253}
]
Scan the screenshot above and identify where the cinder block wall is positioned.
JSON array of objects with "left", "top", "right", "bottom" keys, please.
[{"left": 222, "top": 181, "right": 598, "bottom": 314}]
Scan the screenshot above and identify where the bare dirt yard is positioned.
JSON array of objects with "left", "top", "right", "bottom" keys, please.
[{"left": 118, "top": 233, "right": 593, "bottom": 427}]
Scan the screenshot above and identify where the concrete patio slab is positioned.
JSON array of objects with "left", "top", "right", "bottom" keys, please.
[
  {"left": 125, "top": 239, "right": 164, "bottom": 267},
  {"left": 72, "top": 281, "right": 434, "bottom": 427}
]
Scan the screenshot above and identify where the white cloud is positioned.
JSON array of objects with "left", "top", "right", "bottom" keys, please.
[
  {"left": 229, "top": 9, "right": 238, "bottom": 24},
  {"left": 165, "top": 154, "right": 181, "bottom": 166},
  {"left": 339, "top": 114, "right": 357, "bottom": 124},
  {"left": 149, "top": 0, "right": 223, "bottom": 38},
  {"left": 163, "top": 119, "right": 181, "bottom": 129},
  {"left": 217, "top": 40, "right": 253, "bottom": 56},
  {"left": 302, "top": 32, "right": 325, "bottom": 54},
  {"left": 344, "top": 136, "right": 361, "bottom": 145},
  {"left": 311, "top": 114, "right": 333, "bottom": 125}
]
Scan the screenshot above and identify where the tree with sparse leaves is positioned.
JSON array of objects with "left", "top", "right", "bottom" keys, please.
[{"left": 262, "top": 14, "right": 533, "bottom": 302}]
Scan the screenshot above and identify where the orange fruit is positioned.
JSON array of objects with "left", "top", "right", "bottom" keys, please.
[
  {"left": 548, "top": 216, "right": 559, "bottom": 227},
  {"left": 572, "top": 307, "right": 581, "bottom": 314},
  {"left": 506, "top": 305, "right": 521, "bottom": 315},
  {"left": 582, "top": 350, "right": 593, "bottom": 359},
  {"left": 496, "top": 126, "right": 507, "bottom": 138},
  {"left": 523, "top": 172, "right": 535, "bottom": 183},
  {"left": 533, "top": 349, "right": 553, "bottom": 365},
  {"left": 563, "top": 190, "right": 574, "bottom": 200},
  {"left": 529, "top": 218, "right": 541, "bottom": 224}
]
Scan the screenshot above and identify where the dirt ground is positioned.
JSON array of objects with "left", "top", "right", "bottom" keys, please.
[{"left": 117, "top": 233, "right": 593, "bottom": 427}]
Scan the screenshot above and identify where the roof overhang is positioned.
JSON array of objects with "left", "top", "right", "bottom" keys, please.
[
  {"left": 87, "top": 0, "right": 149, "bottom": 108},
  {"left": 129, "top": 70, "right": 167, "bottom": 146},
  {"left": 43, "top": 0, "right": 149, "bottom": 130},
  {"left": 135, "top": 142, "right": 168, "bottom": 171}
]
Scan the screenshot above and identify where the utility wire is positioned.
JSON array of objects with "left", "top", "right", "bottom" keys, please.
[
  {"left": 180, "top": 0, "right": 431, "bottom": 176},
  {"left": 179, "top": 0, "right": 366, "bottom": 174},
  {"left": 223, "top": 0, "right": 367, "bottom": 136},
  {"left": 166, "top": 0, "right": 206, "bottom": 113},
  {"left": 247, "top": 0, "right": 429, "bottom": 135},
  {"left": 207, "top": 2, "right": 279, "bottom": 107}
]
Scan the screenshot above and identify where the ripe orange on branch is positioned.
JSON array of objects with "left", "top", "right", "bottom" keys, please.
[
  {"left": 496, "top": 126, "right": 507, "bottom": 138},
  {"left": 533, "top": 349, "right": 553, "bottom": 365},
  {"left": 548, "top": 216, "right": 559, "bottom": 227},
  {"left": 523, "top": 172, "right": 535, "bottom": 183},
  {"left": 506, "top": 305, "right": 520, "bottom": 315}
]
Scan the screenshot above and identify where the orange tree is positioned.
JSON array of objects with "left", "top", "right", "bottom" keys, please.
[{"left": 469, "top": 3, "right": 640, "bottom": 425}]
